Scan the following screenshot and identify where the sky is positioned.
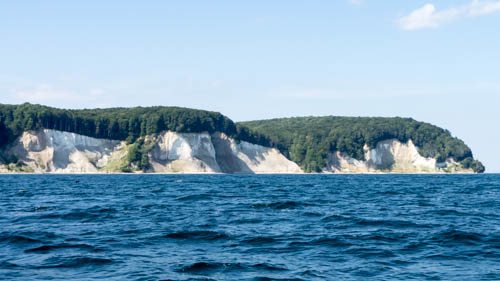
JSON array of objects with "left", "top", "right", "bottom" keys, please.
[{"left": 0, "top": 0, "right": 499, "bottom": 172}]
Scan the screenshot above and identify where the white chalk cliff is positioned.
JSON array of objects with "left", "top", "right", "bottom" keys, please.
[
  {"left": 324, "top": 139, "right": 470, "bottom": 173},
  {"left": 0, "top": 129, "right": 471, "bottom": 173},
  {"left": 4, "top": 129, "right": 124, "bottom": 173},
  {"left": 1, "top": 129, "right": 301, "bottom": 173}
]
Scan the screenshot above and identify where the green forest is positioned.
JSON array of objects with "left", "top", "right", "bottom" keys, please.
[
  {"left": 239, "top": 116, "right": 485, "bottom": 173},
  {"left": 0, "top": 103, "right": 484, "bottom": 173},
  {"left": 0, "top": 103, "right": 266, "bottom": 147}
]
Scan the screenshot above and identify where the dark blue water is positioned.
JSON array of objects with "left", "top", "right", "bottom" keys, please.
[{"left": 1, "top": 174, "right": 499, "bottom": 280}]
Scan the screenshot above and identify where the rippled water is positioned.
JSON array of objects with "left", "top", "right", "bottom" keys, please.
[{"left": 1, "top": 174, "right": 499, "bottom": 280}]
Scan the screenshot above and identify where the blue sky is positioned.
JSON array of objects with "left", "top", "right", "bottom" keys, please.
[{"left": 1, "top": 0, "right": 499, "bottom": 172}]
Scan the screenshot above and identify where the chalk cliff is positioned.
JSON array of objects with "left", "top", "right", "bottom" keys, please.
[
  {"left": 2, "top": 129, "right": 125, "bottom": 173},
  {"left": 0, "top": 129, "right": 473, "bottom": 173},
  {"left": 0, "top": 104, "right": 483, "bottom": 173},
  {"left": 0, "top": 129, "right": 302, "bottom": 173},
  {"left": 324, "top": 139, "right": 472, "bottom": 173}
]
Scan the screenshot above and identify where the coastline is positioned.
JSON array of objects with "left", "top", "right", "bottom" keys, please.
[{"left": 0, "top": 171, "right": 478, "bottom": 175}]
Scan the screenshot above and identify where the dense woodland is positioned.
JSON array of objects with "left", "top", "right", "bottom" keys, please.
[
  {"left": 0, "top": 103, "right": 484, "bottom": 173},
  {"left": 0, "top": 103, "right": 266, "bottom": 147},
  {"left": 239, "top": 117, "right": 485, "bottom": 173}
]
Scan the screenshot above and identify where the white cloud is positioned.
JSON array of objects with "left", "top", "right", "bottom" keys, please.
[
  {"left": 398, "top": 0, "right": 500, "bottom": 30},
  {"left": 349, "top": 0, "right": 362, "bottom": 5},
  {"left": 468, "top": 0, "right": 500, "bottom": 15},
  {"left": 398, "top": 4, "right": 460, "bottom": 30}
]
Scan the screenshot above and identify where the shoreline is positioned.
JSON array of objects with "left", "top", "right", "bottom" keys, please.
[{"left": 0, "top": 171, "right": 481, "bottom": 175}]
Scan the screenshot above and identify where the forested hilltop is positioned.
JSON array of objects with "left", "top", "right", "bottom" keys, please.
[
  {"left": 0, "top": 103, "right": 484, "bottom": 173},
  {"left": 239, "top": 117, "right": 485, "bottom": 173},
  {"left": 0, "top": 103, "right": 266, "bottom": 147}
]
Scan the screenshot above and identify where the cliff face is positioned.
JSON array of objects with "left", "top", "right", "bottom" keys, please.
[
  {"left": 0, "top": 129, "right": 473, "bottom": 173},
  {"left": 149, "top": 131, "right": 221, "bottom": 173},
  {"left": 325, "top": 139, "right": 472, "bottom": 173},
  {"left": 0, "top": 129, "right": 302, "bottom": 173},
  {"left": 4, "top": 129, "right": 124, "bottom": 173},
  {"left": 210, "top": 132, "right": 302, "bottom": 173}
]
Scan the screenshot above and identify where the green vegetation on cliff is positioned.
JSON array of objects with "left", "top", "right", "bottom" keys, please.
[
  {"left": 0, "top": 103, "right": 265, "bottom": 148},
  {"left": 0, "top": 103, "right": 484, "bottom": 173},
  {"left": 239, "top": 116, "right": 484, "bottom": 173}
]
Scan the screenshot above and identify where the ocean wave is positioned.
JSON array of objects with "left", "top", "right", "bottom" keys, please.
[
  {"left": 176, "top": 194, "right": 213, "bottom": 201},
  {"left": 175, "top": 261, "right": 288, "bottom": 276},
  {"left": 241, "top": 236, "right": 278, "bottom": 245},
  {"left": 164, "top": 231, "right": 230, "bottom": 241},
  {"left": 251, "top": 263, "right": 288, "bottom": 271},
  {"left": 251, "top": 201, "right": 311, "bottom": 210},
  {"left": 36, "top": 206, "right": 117, "bottom": 221},
  {"left": 24, "top": 243, "right": 100, "bottom": 253},
  {"left": 175, "top": 262, "right": 245, "bottom": 274},
  {"left": 345, "top": 247, "right": 397, "bottom": 259},
  {"left": 35, "top": 257, "right": 113, "bottom": 269},
  {"left": 251, "top": 277, "right": 304, "bottom": 281},
  {"left": 0, "top": 261, "right": 19, "bottom": 269},
  {"left": 430, "top": 229, "right": 486, "bottom": 245},
  {"left": 354, "top": 218, "right": 431, "bottom": 228},
  {"left": 0, "top": 234, "right": 42, "bottom": 245},
  {"left": 288, "top": 237, "right": 352, "bottom": 248}
]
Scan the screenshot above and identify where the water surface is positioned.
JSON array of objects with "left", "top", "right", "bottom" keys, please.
[{"left": 1, "top": 174, "right": 499, "bottom": 280}]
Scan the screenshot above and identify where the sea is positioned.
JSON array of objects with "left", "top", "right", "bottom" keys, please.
[{"left": 0, "top": 174, "right": 499, "bottom": 280}]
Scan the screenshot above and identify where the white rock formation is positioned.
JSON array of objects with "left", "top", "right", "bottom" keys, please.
[
  {"left": 148, "top": 131, "right": 302, "bottom": 173},
  {"left": 149, "top": 131, "right": 221, "bottom": 173},
  {"left": 325, "top": 139, "right": 469, "bottom": 173},
  {"left": 1, "top": 129, "right": 302, "bottom": 173},
  {"left": 0, "top": 130, "right": 471, "bottom": 174},
  {"left": 4, "top": 129, "right": 124, "bottom": 173},
  {"left": 211, "top": 132, "right": 303, "bottom": 174}
]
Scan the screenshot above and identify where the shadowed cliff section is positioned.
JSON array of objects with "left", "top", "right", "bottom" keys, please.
[{"left": 211, "top": 133, "right": 253, "bottom": 173}]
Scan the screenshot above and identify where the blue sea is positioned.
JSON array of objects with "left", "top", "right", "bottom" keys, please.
[{"left": 0, "top": 174, "right": 499, "bottom": 280}]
